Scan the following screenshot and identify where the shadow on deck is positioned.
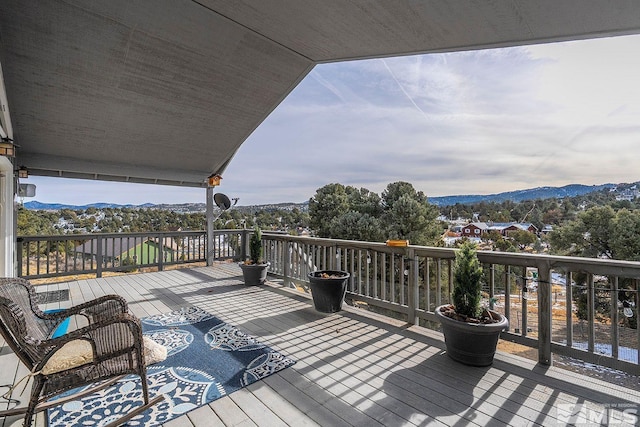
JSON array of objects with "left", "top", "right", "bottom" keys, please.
[{"left": 2, "top": 263, "right": 639, "bottom": 427}]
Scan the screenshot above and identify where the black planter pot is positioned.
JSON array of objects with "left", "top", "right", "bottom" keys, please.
[
  {"left": 308, "top": 270, "right": 350, "bottom": 313},
  {"left": 435, "top": 305, "right": 509, "bottom": 366},
  {"left": 239, "top": 262, "right": 269, "bottom": 286}
]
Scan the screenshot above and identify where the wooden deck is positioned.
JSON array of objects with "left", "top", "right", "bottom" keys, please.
[{"left": 2, "top": 263, "right": 640, "bottom": 427}]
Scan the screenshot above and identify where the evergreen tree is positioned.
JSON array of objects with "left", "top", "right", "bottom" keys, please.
[
  {"left": 380, "top": 182, "right": 441, "bottom": 246},
  {"left": 308, "top": 183, "right": 349, "bottom": 237}
]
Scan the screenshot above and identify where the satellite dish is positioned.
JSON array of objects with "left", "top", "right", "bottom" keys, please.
[{"left": 214, "top": 193, "right": 232, "bottom": 210}]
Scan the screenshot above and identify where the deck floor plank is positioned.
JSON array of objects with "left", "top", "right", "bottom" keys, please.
[
  {"left": 209, "top": 394, "right": 257, "bottom": 427},
  {"left": 227, "top": 387, "right": 290, "bottom": 427},
  {"left": 3, "top": 264, "right": 639, "bottom": 427},
  {"left": 184, "top": 404, "right": 225, "bottom": 427},
  {"left": 245, "top": 378, "right": 321, "bottom": 427}
]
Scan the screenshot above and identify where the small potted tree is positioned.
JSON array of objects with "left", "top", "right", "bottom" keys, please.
[
  {"left": 239, "top": 226, "right": 269, "bottom": 286},
  {"left": 435, "top": 241, "right": 509, "bottom": 366}
]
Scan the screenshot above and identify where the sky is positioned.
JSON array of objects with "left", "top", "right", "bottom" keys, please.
[{"left": 24, "top": 34, "right": 640, "bottom": 207}]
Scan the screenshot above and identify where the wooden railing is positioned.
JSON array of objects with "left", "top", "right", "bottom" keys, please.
[
  {"left": 17, "top": 229, "right": 640, "bottom": 374},
  {"left": 17, "top": 229, "right": 247, "bottom": 279},
  {"left": 262, "top": 233, "right": 640, "bottom": 374}
]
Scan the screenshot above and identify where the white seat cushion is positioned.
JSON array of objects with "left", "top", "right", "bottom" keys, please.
[
  {"left": 42, "top": 336, "right": 167, "bottom": 375},
  {"left": 42, "top": 339, "right": 93, "bottom": 375}
]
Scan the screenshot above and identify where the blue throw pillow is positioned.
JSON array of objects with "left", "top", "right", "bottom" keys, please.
[{"left": 44, "top": 309, "right": 71, "bottom": 338}]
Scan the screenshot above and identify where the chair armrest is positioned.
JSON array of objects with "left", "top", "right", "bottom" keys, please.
[{"left": 42, "top": 295, "right": 128, "bottom": 324}]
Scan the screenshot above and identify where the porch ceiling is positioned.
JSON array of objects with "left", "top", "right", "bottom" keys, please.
[{"left": 1, "top": 1, "right": 640, "bottom": 187}]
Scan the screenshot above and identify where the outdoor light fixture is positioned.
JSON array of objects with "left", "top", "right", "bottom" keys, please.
[
  {"left": 0, "top": 138, "right": 15, "bottom": 157},
  {"left": 208, "top": 174, "right": 222, "bottom": 187},
  {"left": 18, "top": 166, "right": 28, "bottom": 179}
]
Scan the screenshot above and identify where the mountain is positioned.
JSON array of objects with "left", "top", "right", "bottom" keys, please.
[
  {"left": 23, "top": 201, "right": 155, "bottom": 211},
  {"left": 23, "top": 182, "right": 622, "bottom": 211},
  {"left": 22, "top": 200, "right": 308, "bottom": 213},
  {"left": 428, "top": 183, "right": 616, "bottom": 206}
]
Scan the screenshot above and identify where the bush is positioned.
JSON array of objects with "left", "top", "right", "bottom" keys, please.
[
  {"left": 249, "top": 226, "right": 263, "bottom": 264},
  {"left": 452, "top": 241, "right": 483, "bottom": 318}
]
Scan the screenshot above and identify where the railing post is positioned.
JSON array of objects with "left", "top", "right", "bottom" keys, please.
[
  {"left": 636, "top": 279, "right": 640, "bottom": 364},
  {"left": 521, "top": 267, "right": 528, "bottom": 336},
  {"left": 241, "top": 229, "right": 248, "bottom": 261},
  {"left": 329, "top": 245, "right": 336, "bottom": 270},
  {"left": 283, "top": 240, "right": 291, "bottom": 288},
  {"left": 504, "top": 266, "right": 510, "bottom": 331},
  {"left": 566, "top": 271, "right": 573, "bottom": 347},
  {"left": 96, "top": 235, "right": 103, "bottom": 278},
  {"left": 537, "top": 261, "right": 552, "bottom": 365},
  {"left": 435, "top": 258, "right": 442, "bottom": 307},
  {"left": 489, "top": 263, "right": 495, "bottom": 310},
  {"left": 611, "top": 276, "right": 619, "bottom": 360},
  {"left": 407, "top": 248, "right": 418, "bottom": 325},
  {"left": 587, "top": 273, "right": 595, "bottom": 353},
  {"left": 206, "top": 187, "right": 215, "bottom": 266},
  {"left": 157, "top": 233, "right": 164, "bottom": 272},
  {"left": 425, "top": 257, "right": 430, "bottom": 312},
  {"left": 16, "top": 237, "right": 23, "bottom": 277}
]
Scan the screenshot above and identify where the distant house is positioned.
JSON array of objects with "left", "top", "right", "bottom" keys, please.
[
  {"left": 75, "top": 237, "right": 178, "bottom": 266},
  {"left": 460, "top": 222, "right": 538, "bottom": 238},
  {"left": 615, "top": 189, "right": 639, "bottom": 201},
  {"left": 460, "top": 222, "right": 488, "bottom": 238},
  {"left": 500, "top": 223, "right": 538, "bottom": 235}
]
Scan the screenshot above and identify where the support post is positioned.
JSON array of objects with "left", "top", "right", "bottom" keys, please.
[
  {"left": 537, "top": 261, "right": 552, "bottom": 365},
  {"left": 0, "top": 157, "right": 14, "bottom": 277},
  {"left": 206, "top": 187, "right": 214, "bottom": 266},
  {"left": 0, "top": 62, "right": 15, "bottom": 277}
]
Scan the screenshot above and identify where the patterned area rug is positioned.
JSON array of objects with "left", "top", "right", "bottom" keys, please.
[{"left": 47, "top": 307, "right": 295, "bottom": 426}]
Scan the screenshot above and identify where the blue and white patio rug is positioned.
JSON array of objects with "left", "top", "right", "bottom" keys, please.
[{"left": 47, "top": 306, "right": 296, "bottom": 426}]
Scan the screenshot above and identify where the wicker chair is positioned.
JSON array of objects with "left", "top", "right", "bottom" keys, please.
[{"left": 0, "top": 277, "right": 163, "bottom": 426}]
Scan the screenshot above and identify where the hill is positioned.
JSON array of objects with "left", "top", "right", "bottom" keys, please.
[
  {"left": 23, "top": 201, "right": 154, "bottom": 211},
  {"left": 22, "top": 200, "right": 308, "bottom": 213},
  {"left": 23, "top": 182, "right": 625, "bottom": 211},
  {"left": 428, "top": 183, "right": 616, "bottom": 206}
]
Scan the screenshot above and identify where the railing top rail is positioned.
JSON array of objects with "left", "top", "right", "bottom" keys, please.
[
  {"left": 18, "top": 230, "right": 209, "bottom": 241},
  {"left": 260, "top": 232, "right": 467, "bottom": 257},
  {"left": 262, "top": 232, "right": 640, "bottom": 278}
]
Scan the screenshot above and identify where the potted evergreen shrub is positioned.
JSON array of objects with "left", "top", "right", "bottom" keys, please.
[
  {"left": 308, "top": 270, "right": 350, "bottom": 313},
  {"left": 239, "top": 226, "right": 269, "bottom": 286},
  {"left": 435, "top": 241, "right": 509, "bottom": 366}
]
